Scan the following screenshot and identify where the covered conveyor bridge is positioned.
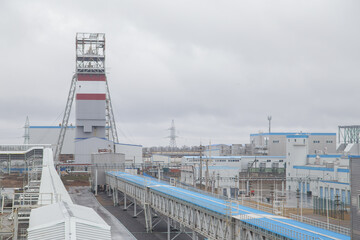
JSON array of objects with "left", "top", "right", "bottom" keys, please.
[{"left": 106, "top": 171, "right": 350, "bottom": 240}]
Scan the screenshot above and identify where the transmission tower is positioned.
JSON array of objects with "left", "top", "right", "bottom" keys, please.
[
  {"left": 167, "top": 120, "right": 177, "bottom": 149},
  {"left": 54, "top": 33, "right": 118, "bottom": 163},
  {"left": 23, "top": 116, "right": 30, "bottom": 144}
]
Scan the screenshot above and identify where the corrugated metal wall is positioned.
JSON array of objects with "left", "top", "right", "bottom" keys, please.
[{"left": 350, "top": 156, "right": 360, "bottom": 239}]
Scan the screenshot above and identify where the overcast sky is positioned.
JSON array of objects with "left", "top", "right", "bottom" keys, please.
[{"left": 0, "top": 0, "right": 359, "bottom": 147}]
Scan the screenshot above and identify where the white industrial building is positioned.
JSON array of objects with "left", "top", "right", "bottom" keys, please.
[
  {"left": 181, "top": 155, "right": 285, "bottom": 196},
  {"left": 250, "top": 132, "right": 336, "bottom": 156},
  {"left": 28, "top": 125, "right": 142, "bottom": 164},
  {"left": 285, "top": 134, "right": 350, "bottom": 204},
  {"left": 181, "top": 165, "right": 242, "bottom": 197},
  {"left": 181, "top": 131, "right": 354, "bottom": 204},
  {"left": 29, "top": 126, "right": 75, "bottom": 154}
]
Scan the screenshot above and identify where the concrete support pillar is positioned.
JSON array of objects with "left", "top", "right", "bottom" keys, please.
[
  {"left": 13, "top": 208, "right": 18, "bottom": 240},
  {"left": 192, "top": 230, "right": 197, "bottom": 240},
  {"left": 133, "top": 199, "right": 137, "bottom": 217},
  {"left": 167, "top": 217, "right": 171, "bottom": 240},
  {"left": 123, "top": 193, "right": 127, "bottom": 210},
  {"left": 246, "top": 180, "right": 250, "bottom": 195},
  {"left": 95, "top": 168, "right": 98, "bottom": 196},
  {"left": 112, "top": 188, "right": 116, "bottom": 206}
]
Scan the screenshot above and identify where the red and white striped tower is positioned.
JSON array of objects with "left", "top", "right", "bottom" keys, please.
[
  {"left": 75, "top": 33, "right": 107, "bottom": 139},
  {"left": 75, "top": 74, "right": 107, "bottom": 139},
  {"left": 54, "top": 33, "right": 118, "bottom": 163}
]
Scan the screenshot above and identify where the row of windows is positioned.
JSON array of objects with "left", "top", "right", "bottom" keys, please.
[
  {"left": 313, "top": 140, "right": 334, "bottom": 143},
  {"left": 288, "top": 139, "right": 306, "bottom": 143},
  {"left": 286, "top": 139, "right": 333, "bottom": 144},
  {"left": 188, "top": 159, "right": 284, "bottom": 163}
]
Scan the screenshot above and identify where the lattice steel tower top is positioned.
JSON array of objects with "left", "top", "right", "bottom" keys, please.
[{"left": 76, "top": 33, "right": 105, "bottom": 73}]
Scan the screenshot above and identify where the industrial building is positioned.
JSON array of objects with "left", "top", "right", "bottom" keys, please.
[
  {"left": 181, "top": 155, "right": 285, "bottom": 197},
  {"left": 28, "top": 33, "right": 142, "bottom": 166},
  {"left": 28, "top": 125, "right": 142, "bottom": 165},
  {"left": 250, "top": 132, "right": 337, "bottom": 156}
]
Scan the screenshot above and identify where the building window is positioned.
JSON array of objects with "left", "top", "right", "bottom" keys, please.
[
  {"left": 326, "top": 140, "right": 333, "bottom": 144},
  {"left": 267, "top": 160, "right": 271, "bottom": 162},
  {"left": 358, "top": 195, "right": 360, "bottom": 209},
  {"left": 273, "top": 140, "right": 280, "bottom": 143},
  {"left": 313, "top": 140, "right": 320, "bottom": 143},
  {"left": 295, "top": 139, "right": 297, "bottom": 142},
  {"left": 279, "top": 160, "right": 283, "bottom": 162}
]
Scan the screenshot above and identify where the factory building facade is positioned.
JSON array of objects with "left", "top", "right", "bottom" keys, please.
[
  {"left": 250, "top": 132, "right": 336, "bottom": 156},
  {"left": 181, "top": 155, "right": 285, "bottom": 196},
  {"left": 28, "top": 125, "right": 142, "bottom": 164},
  {"left": 285, "top": 134, "right": 350, "bottom": 205}
]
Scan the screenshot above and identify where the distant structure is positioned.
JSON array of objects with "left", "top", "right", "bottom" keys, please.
[
  {"left": 54, "top": 33, "right": 118, "bottom": 163},
  {"left": 167, "top": 120, "right": 177, "bottom": 149},
  {"left": 267, "top": 115, "right": 272, "bottom": 133},
  {"left": 338, "top": 125, "right": 360, "bottom": 143},
  {"left": 24, "top": 116, "right": 30, "bottom": 144},
  {"left": 337, "top": 125, "right": 360, "bottom": 155},
  {"left": 350, "top": 155, "right": 360, "bottom": 239}
]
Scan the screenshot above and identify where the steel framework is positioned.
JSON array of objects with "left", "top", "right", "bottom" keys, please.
[
  {"left": 105, "top": 173, "right": 327, "bottom": 240},
  {"left": 338, "top": 125, "right": 360, "bottom": 144},
  {"left": 54, "top": 33, "right": 118, "bottom": 162},
  {"left": 167, "top": 120, "right": 177, "bottom": 149}
]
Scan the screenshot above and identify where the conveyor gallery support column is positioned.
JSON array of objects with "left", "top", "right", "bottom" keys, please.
[
  {"left": 167, "top": 217, "right": 170, "bottom": 240},
  {"left": 123, "top": 193, "right": 127, "bottom": 210},
  {"left": 133, "top": 199, "right": 137, "bottom": 217}
]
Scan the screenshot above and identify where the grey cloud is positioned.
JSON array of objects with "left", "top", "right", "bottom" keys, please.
[{"left": 0, "top": 0, "right": 359, "bottom": 146}]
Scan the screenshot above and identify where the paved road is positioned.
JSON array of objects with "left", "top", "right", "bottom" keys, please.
[
  {"left": 68, "top": 186, "right": 193, "bottom": 240},
  {"left": 68, "top": 186, "right": 137, "bottom": 240},
  {"left": 95, "top": 190, "right": 194, "bottom": 240}
]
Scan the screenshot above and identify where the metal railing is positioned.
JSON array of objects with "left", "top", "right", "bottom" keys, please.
[
  {"left": 239, "top": 214, "right": 321, "bottom": 240},
  {"left": 0, "top": 144, "right": 50, "bottom": 152},
  {"left": 289, "top": 213, "right": 350, "bottom": 236},
  {"left": 1, "top": 193, "right": 63, "bottom": 213},
  {"left": 239, "top": 200, "right": 277, "bottom": 214}
]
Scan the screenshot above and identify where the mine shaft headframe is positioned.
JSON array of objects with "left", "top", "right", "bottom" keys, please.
[{"left": 76, "top": 32, "right": 106, "bottom": 74}]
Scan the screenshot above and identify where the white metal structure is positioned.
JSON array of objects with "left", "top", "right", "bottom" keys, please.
[
  {"left": 27, "top": 146, "right": 112, "bottom": 240},
  {"left": 28, "top": 201, "right": 111, "bottom": 240}
]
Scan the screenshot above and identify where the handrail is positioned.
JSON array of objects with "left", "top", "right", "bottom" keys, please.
[
  {"left": 289, "top": 213, "right": 350, "bottom": 236},
  {"left": 239, "top": 213, "right": 321, "bottom": 240}
]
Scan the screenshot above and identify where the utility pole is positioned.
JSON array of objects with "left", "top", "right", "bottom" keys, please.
[
  {"left": 24, "top": 116, "right": 30, "bottom": 144},
  {"left": 267, "top": 116, "right": 272, "bottom": 133},
  {"left": 205, "top": 141, "right": 211, "bottom": 192},
  {"left": 199, "top": 144, "right": 203, "bottom": 190}
]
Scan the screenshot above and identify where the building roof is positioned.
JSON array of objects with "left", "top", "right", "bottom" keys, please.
[
  {"left": 183, "top": 155, "right": 285, "bottom": 159},
  {"left": 38, "top": 148, "right": 73, "bottom": 205},
  {"left": 28, "top": 201, "right": 111, "bottom": 240},
  {"left": 250, "top": 132, "right": 336, "bottom": 137}
]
